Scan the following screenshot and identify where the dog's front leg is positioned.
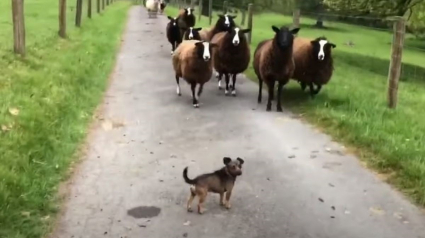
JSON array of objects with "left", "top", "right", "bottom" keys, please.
[
  {"left": 219, "top": 192, "right": 225, "bottom": 206},
  {"left": 225, "top": 190, "right": 233, "bottom": 209}
]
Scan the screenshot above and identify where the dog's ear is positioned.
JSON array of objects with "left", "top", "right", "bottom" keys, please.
[
  {"left": 237, "top": 157, "right": 244, "bottom": 165},
  {"left": 223, "top": 157, "right": 232, "bottom": 165}
]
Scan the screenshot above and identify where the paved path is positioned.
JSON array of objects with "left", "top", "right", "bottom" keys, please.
[{"left": 52, "top": 6, "right": 425, "bottom": 238}]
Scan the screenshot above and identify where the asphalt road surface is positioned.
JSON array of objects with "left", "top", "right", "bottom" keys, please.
[{"left": 51, "top": 6, "right": 425, "bottom": 238}]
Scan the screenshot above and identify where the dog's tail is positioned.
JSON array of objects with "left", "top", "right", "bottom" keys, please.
[{"left": 183, "top": 167, "right": 197, "bottom": 185}]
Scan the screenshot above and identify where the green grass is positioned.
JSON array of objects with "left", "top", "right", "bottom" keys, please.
[
  {"left": 166, "top": 6, "right": 425, "bottom": 206},
  {"left": 0, "top": 1, "right": 131, "bottom": 237}
]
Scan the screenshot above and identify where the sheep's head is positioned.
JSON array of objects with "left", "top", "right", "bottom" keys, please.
[
  {"left": 272, "top": 26, "right": 300, "bottom": 50},
  {"left": 167, "top": 16, "right": 178, "bottom": 26},
  {"left": 311, "top": 37, "right": 336, "bottom": 61},
  {"left": 183, "top": 27, "right": 202, "bottom": 40},
  {"left": 216, "top": 14, "right": 236, "bottom": 30},
  {"left": 226, "top": 27, "right": 251, "bottom": 46},
  {"left": 195, "top": 41, "right": 218, "bottom": 62},
  {"left": 184, "top": 7, "right": 194, "bottom": 16}
]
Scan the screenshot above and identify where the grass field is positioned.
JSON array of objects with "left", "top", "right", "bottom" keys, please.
[
  {"left": 165, "top": 6, "right": 425, "bottom": 207},
  {"left": 0, "top": 1, "right": 131, "bottom": 237}
]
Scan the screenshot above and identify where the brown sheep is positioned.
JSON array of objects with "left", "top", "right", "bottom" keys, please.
[
  {"left": 211, "top": 27, "right": 251, "bottom": 96},
  {"left": 253, "top": 26, "right": 300, "bottom": 112},
  {"left": 177, "top": 8, "right": 196, "bottom": 41},
  {"left": 292, "top": 36, "right": 336, "bottom": 97},
  {"left": 172, "top": 40, "right": 218, "bottom": 108},
  {"left": 182, "top": 27, "right": 203, "bottom": 41}
]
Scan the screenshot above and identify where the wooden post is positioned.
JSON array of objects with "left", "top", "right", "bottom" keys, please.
[
  {"left": 387, "top": 17, "right": 406, "bottom": 109},
  {"left": 190, "top": 0, "right": 195, "bottom": 8},
  {"left": 106, "top": 0, "right": 109, "bottom": 6},
  {"left": 208, "top": 0, "right": 212, "bottom": 25},
  {"left": 241, "top": 8, "right": 246, "bottom": 25},
  {"left": 293, "top": 9, "right": 300, "bottom": 28},
  {"left": 223, "top": 1, "right": 228, "bottom": 14},
  {"left": 75, "top": 0, "right": 82, "bottom": 27},
  {"left": 247, "top": 3, "right": 253, "bottom": 44},
  {"left": 97, "top": 0, "right": 100, "bottom": 13},
  {"left": 88, "top": 0, "right": 92, "bottom": 18},
  {"left": 102, "top": 0, "right": 105, "bottom": 10},
  {"left": 59, "top": 0, "right": 67, "bottom": 38},
  {"left": 198, "top": 0, "right": 202, "bottom": 21},
  {"left": 11, "top": 0, "right": 25, "bottom": 56}
]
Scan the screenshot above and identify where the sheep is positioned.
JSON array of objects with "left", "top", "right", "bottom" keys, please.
[
  {"left": 211, "top": 27, "right": 251, "bottom": 96},
  {"left": 177, "top": 8, "right": 196, "bottom": 41},
  {"left": 172, "top": 40, "right": 218, "bottom": 108},
  {"left": 159, "top": 0, "right": 166, "bottom": 14},
  {"left": 166, "top": 16, "right": 182, "bottom": 55},
  {"left": 146, "top": 0, "right": 159, "bottom": 18},
  {"left": 253, "top": 26, "right": 300, "bottom": 112},
  {"left": 291, "top": 36, "right": 336, "bottom": 97},
  {"left": 182, "top": 27, "right": 203, "bottom": 41}
]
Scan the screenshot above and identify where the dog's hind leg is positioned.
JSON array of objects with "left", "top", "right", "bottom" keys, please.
[
  {"left": 197, "top": 190, "right": 207, "bottom": 214},
  {"left": 187, "top": 186, "right": 196, "bottom": 212}
]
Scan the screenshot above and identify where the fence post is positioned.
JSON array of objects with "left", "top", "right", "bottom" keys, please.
[
  {"left": 241, "top": 8, "right": 246, "bottom": 26},
  {"left": 198, "top": 0, "right": 202, "bottom": 21},
  {"left": 97, "top": 0, "right": 100, "bottom": 13},
  {"left": 59, "top": 0, "right": 67, "bottom": 38},
  {"left": 102, "top": 0, "right": 105, "bottom": 10},
  {"left": 106, "top": 0, "right": 109, "bottom": 6},
  {"left": 293, "top": 9, "right": 300, "bottom": 28},
  {"left": 88, "top": 0, "right": 92, "bottom": 18},
  {"left": 223, "top": 1, "right": 228, "bottom": 14},
  {"left": 190, "top": 0, "right": 195, "bottom": 8},
  {"left": 247, "top": 3, "right": 253, "bottom": 44},
  {"left": 12, "top": 0, "right": 26, "bottom": 56},
  {"left": 75, "top": 0, "right": 83, "bottom": 27},
  {"left": 208, "top": 0, "right": 212, "bottom": 25},
  {"left": 387, "top": 17, "right": 406, "bottom": 109}
]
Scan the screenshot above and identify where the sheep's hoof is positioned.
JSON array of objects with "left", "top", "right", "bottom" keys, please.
[
  {"left": 224, "top": 90, "right": 229, "bottom": 96},
  {"left": 266, "top": 105, "right": 271, "bottom": 111},
  {"left": 231, "top": 90, "right": 236, "bottom": 97},
  {"left": 193, "top": 104, "right": 199, "bottom": 108},
  {"left": 277, "top": 107, "right": 283, "bottom": 112}
]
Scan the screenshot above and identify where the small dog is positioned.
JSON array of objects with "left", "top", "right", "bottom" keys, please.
[{"left": 183, "top": 157, "right": 244, "bottom": 214}]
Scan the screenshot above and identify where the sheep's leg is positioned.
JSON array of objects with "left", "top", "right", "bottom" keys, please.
[
  {"left": 191, "top": 83, "right": 199, "bottom": 108},
  {"left": 218, "top": 73, "right": 223, "bottom": 90},
  {"left": 308, "top": 82, "right": 316, "bottom": 98},
  {"left": 300, "top": 82, "right": 307, "bottom": 91},
  {"left": 257, "top": 77, "right": 263, "bottom": 103},
  {"left": 266, "top": 80, "right": 275, "bottom": 112},
  {"left": 171, "top": 42, "right": 175, "bottom": 55},
  {"left": 197, "top": 83, "right": 204, "bottom": 97},
  {"left": 276, "top": 80, "right": 284, "bottom": 112},
  {"left": 231, "top": 74, "right": 237, "bottom": 96},
  {"left": 224, "top": 74, "right": 230, "bottom": 96},
  {"left": 175, "top": 75, "right": 181, "bottom": 96},
  {"left": 314, "top": 84, "right": 322, "bottom": 95}
]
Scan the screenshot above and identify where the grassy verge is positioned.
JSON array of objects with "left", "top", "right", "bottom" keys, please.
[
  {"left": 165, "top": 6, "right": 425, "bottom": 206},
  {"left": 0, "top": 1, "right": 131, "bottom": 237}
]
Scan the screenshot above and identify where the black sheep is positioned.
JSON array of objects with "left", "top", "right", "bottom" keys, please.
[{"left": 166, "top": 16, "right": 182, "bottom": 55}]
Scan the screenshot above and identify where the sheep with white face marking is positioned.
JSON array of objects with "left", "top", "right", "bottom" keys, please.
[
  {"left": 253, "top": 26, "right": 300, "bottom": 112},
  {"left": 159, "top": 0, "right": 166, "bottom": 14},
  {"left": 166, "top": 16, "right": 182, "bottom": 55},
  {"left": 291, "top": 36, "right": 336, "bottom": 97},
  {"left": 172, "top": 40, "right": 218, "bottom": 108},
  {"left": 211, "top": 27, "right": 251, "bottom": 96},
  {"left": 182, "top": 27, "right": 203, "bottom": 41},
  {"left": 177, "top": 8, "right": 196, "bottom": 41},
  {"left": 146, "top": 0, "right": 159, "bottom": 18}
]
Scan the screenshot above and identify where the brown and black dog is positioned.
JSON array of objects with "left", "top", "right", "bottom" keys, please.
[{"left": 182, "top": 157, "right": 244, "bottom": 214}]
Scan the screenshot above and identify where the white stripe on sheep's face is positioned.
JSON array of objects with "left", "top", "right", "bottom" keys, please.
[
  {"left": 195, "top": 42, "right": 218, "bottom": 61},
  {"left": 311, "top": 38, "right": 337, "bottom": 61},
  {"left": 185, "top": 8, "right": 192, "bottom": 16},
  {"left": 189, "top": 27, "right": 194, "bottom": 39},
  {"left": 228, "top": 28, "right": 251, "bottom": 46},
  {"left": 224, "top": 15, "right": 230, "bottom": 27}
]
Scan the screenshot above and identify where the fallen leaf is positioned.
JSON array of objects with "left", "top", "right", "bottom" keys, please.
[
  {"left": 9, "top": 108, "right": 20, "bottom": 116},
  {"left": 370, "top": 206, "right": 386, "bottom": 215},
  {"left": 183, "top": 221, "right": 191, "bottom": 226}
]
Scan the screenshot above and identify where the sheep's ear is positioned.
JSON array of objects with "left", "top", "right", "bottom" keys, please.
[
  {"left": 230, "top": 15, "right": 237, "bottom": 19},
  {"left": 194, "top": 27, "right": 202, "bottom": 31},
  {"left": 223, "top": 157, "right": 232, "bottom": 165},
  {"left": 310, "top": 40, "right": 318, "bottom": 45},
  {"left": 329, "top": 43, "right": 336, "bottom": 48},
  {"left": 218, "top": 14, "right": 224, "bottom": 18},
  {"left": 272, "top": 26, "right": 280, "bottom": 33},
  {"left": 237, "top": 157, "right": 244, "bottom": 165},
  {"left": 242, "top": 29, "right": 251, "bottom": 33},
  {"left": 167, "top": 16, "right": 173, "bottom": 20},
  {"left": 290, "top": 28, "right": 300, "bottom": 35},
  {"left": 195, "top": 42, "right": 203, "bottom": 47}
]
